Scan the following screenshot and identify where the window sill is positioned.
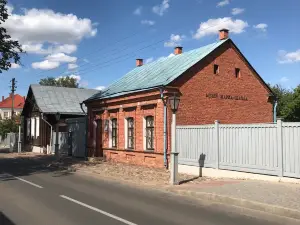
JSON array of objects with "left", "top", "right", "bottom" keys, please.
[{"left": 144, "top": 149, "right": 155, "bottom": 152}]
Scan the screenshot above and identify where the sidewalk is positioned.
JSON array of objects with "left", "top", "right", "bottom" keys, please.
[{"left": 165, "top": 178, "right": 300, "bottom": 220}]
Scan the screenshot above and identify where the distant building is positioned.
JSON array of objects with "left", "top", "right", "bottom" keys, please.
[
  {"left": 84, "top": 29, "right": 276, "bottom": 168},
  {"left": 0, "top": 94, "right": 25, "bottom": 119}
]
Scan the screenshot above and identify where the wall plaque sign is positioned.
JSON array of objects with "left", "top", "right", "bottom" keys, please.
[{"left": 206, "top": 93, "right": 248, "bottom": 101}]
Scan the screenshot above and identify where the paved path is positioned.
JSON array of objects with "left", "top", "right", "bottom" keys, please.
[
  {"left": 170, "top": 179, "right": 300, "bottom": 210},
  {"left": 0, "top": 156, "right": 299, "bottom": 225}
]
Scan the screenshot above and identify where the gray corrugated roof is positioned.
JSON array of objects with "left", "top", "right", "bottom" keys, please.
[
  {"left": 86, "top": 39, "right": 228, "bottom": 102},
  {"left": 30, "top": 84, "right": 98, "bottom": 115}
]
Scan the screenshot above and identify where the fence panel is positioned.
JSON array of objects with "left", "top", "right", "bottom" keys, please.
[
  {"left": 219, "top": 124, "right": 278, "bottom": 175},
  {"left": 282, "top": 123, "right": 300, "bottom": 178},
  {"left": 52, "top": 132, "right": 69, "bottom": 155},
  {"left": 66, "top": 117, "right": 86, "bottom": 158},
  {"left": 177, "top": 121, "right": 300, "bottom": 178},
  {"left": 177, "top": 125, "right": 216, "bottom": 168}
]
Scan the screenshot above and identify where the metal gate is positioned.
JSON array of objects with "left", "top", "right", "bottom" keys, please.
[{"left": 66, "top": 117, "right": 86, "bottom": 157}]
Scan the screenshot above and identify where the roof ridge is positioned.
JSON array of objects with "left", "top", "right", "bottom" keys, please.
[{"left": 86, "top": 39, "right": 228, "bottom": 102}]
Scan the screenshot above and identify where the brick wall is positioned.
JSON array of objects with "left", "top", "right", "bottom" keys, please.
[
  {"left": 173, "top": 41, "right": 273, "bottom": 125},
  {"left": 87, "top": 98, "right": 166, "bottom": 168}
]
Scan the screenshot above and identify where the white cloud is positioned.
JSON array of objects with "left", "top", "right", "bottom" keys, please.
[
  {"left": 3, "top": 5, "right": 96, "bottom": 60},
  {"left": 253, "top": 23, "right": 268, "bottom": 32},
  {"left": 46, "top": 53, "right": 77, "bottom": 63},
  {"left": 193, "top": 17, "right": 248, "bottom": 39},
  {"left": 10, "top": 63, "right": 21, "bottom": 69},
  {"left": 217, "top": 0, "right": 229, "bottom": 7},
  {"left": 153, "top": 0, "right": 170, "bottom": 16},
  {"left": 280, "top": 76, "right": 289, "bottom": 83},
  {"left": 145, "top": 57, "right": 154, "bottom": 64},
  {"left": 158, "top": 53, "right": 175, "bottom": 61},
  {"left": 141, "top": 20, "right": 155, "bottom": 26},
  {"left": 32, "top": 60, "right": 60, "bottom": 70},
  {"left": 231, "top": 8, "right": 245, "bottom": 15},
  {"left": 79, "top": 80, "right": 89, "bottom": 87},
  {"left": 56, "top": 74, "right": 81, "bottom": 81},
  {"left": 164, "top": 34, "right": 185, "bottom": 47},
  {"left": 133, "top": 6, "right": 142, "bottom": 15},
  {"left": 22, "top": 43, "right": 77, "bottom": 55},
  {"left": 68, "top": 63, "right": 79, "bottom": 70},
  {"left": 278, "top": 50, "right": 300, "bottom": 64},
  {"left": 69, "top": 74, "right": 81, "bottom": 81},
  {"left": 83, "top": 58, "right": 89, "bottom": 63},
  {"left": 95, "top": 86, "right": 105, "bottom": 90},
  {"left": 3, "top": 7, "right": 97, "bottom": 44}
]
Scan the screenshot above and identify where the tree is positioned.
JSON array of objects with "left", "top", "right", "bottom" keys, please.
[
  {"left": 39, "top": 76, "right": 79, "bottom": 88},
  {"left": 270, "top": 84, "right": 300, "bottom": 122},
  {"left": 0, "top": 0, "right": 23, "bottom": 73},
  {"left": 0, "top": 117, "right": 18, "bottom": 138},
  {"left": 283, "top": 85, "right": 300, "bottom": 122},
  {"left": 270, "top": 84, "right": 293, "bottom": 118}
]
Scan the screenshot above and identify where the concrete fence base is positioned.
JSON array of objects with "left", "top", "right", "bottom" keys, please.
[{"left": 178, "top": 164, "right": 300, "bottom": 184}]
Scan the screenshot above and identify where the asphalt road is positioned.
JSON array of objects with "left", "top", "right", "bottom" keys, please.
[{"left": 0, "top": 155, "right": 299, "bottom": 225}]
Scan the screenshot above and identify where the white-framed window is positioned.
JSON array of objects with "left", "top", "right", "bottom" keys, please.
[
  {"left": 36, "top": 117, "right": 40, "bottom": 137},
  {"left": 4, "top": 112, "right": 8, "bottom": 119},
  {"left": 31, "top": 117, "right": 35, "bottom": 137},
  {"left": 124, "top": 117, "right": 134, "bottom": 149},
  {"left": 143, "top": 116, "right": 154, "bottom": 151},
  {"left": 27, "top": 118, "right": 30, "bottom": 137}
]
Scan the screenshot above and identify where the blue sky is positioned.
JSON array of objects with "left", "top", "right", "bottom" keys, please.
[{"left": 1, "top": 0, "right": 300, "bottom": 98}]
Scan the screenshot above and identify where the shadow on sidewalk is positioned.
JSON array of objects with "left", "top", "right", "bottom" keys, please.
[{"left": 0, "top": 212, "right": 16, "bottom": 225}]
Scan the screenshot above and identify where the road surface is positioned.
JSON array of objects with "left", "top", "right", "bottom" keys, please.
[{"left": 0, "top": 155, "right": 298, "bottom": 225}]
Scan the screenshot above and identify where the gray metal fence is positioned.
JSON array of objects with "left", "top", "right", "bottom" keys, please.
[{"left": 177, "top": 120, "right": 300, "bottom": 178}]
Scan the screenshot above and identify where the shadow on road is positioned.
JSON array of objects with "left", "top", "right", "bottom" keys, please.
[
  {"left": 0, "top": 212, "right": 16, "bottom": 225},
  {"left": 0, "top": 152, "right": 93, "bottom": 180}
]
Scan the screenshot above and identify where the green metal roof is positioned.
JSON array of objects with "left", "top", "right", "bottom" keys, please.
[{"left": 87, "top": 39, "right": 228, "bottom": 101}]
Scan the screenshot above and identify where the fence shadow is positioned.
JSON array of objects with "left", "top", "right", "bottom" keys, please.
[
  {"left": 0, "top": 212, "right": 16, "bottom": 225},
  {"left": 179, "top": 153, "right": 206, "bottom": 185}
]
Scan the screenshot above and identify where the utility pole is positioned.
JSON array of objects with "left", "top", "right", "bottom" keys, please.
[{"left": 10, "top": 78, "right": 17, "bottom": 120}]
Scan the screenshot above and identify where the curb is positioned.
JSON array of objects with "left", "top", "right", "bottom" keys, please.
[
  {"left": 73, "top": 168, "right": 300, "bottom": 221},
  {"left": 170, "top": 189, "right": 300, "bottom": 221}
]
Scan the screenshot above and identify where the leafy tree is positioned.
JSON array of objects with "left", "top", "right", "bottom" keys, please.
[
  {"left": 283, "top": 85, "right": 300, "bottom": 122},
  {"left": 0, "top": 117, "right": 18, "bottom": 138},
  {"left": 270, "top": 84, "right": 300, "bottom": 122},
  {"left": 0, "top": 0, "right": 23, "bottom": 73},
  {"left": 270, "top": 84, "right": 293, "bottom": 118},
  {"left": 39, "top": 76, "right": 79, "bottom": 88}
]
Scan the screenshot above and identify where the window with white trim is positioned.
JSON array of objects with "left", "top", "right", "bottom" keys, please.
[
  {"left": 127, "top": 117, "right": 134, "bottom": 149},
  {"left": 111, "top": 118, "right": 117, "bottom": 148},
  {"left": 31, "top": 117, "right": 35, "bottom": 137},
  {"left": 36, "top": 117, "right": 40, "bottom": 137},
  {"left": 145, "top": 116, "right": 154, "bottom": 150}
]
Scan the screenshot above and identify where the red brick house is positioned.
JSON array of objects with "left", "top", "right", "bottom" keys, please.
[{"left": 84, "top": 30, "right": 275, "bottom": 168}]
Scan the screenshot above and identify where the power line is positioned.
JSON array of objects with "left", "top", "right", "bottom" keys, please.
[{"left": 26, "top": 19, "right": 232, "bottom": 83}]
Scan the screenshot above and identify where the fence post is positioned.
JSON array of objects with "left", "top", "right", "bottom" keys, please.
[
  {"left": 215, "top": 120, "right": 220, "bottom": 169},
  {"left": 277, "top": 118, "right": 284, "bottom": 177}
]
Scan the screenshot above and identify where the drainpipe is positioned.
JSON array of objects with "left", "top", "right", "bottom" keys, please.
[
  {"left": 273, "top": 99, "right": 278, "bottom": 123},
  {"left": 80, "top": 102, "right": 88, "bottom": 160},
  {"left": 160, "top": 88, "right": 168, "bottom": 168},
  {"left": 41, "top": 113, "right": 52, "bottom": 154}
]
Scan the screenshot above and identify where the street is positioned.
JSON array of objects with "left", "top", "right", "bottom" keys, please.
[{"left": 0, "top": 155, "right": 298, "bottom": 225}]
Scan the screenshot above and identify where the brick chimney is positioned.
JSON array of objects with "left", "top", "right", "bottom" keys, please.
[
  {"left": 219, "top": 29, "right": 229, "bottom": 40},
  {"left": 2, "top": 96, "right": 4, "bottom": 101},
  {"left": 174, "top": 46, "right": 183, "bottom": 55},
  {"left": 136, "top": 59, "right": 143, "bottom": 67}
]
